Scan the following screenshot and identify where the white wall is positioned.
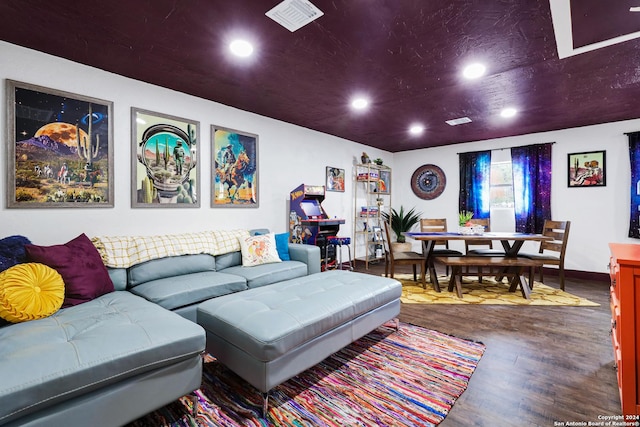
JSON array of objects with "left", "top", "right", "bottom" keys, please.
[
  {"left": 393, "top": 119, "right": 640, "bottom": 274},
  {"left": 0, "top": 41, "right": 390, "bottom": 249},
  {"left": 1, "top": 41, "right": 638, "bottom": 274}
]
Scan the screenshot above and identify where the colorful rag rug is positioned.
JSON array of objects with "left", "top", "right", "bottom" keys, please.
[
  {"left": 127, "top": 322, "right": 485, "bottom": 427},
  {"left": 396, "top": 274, "right": 599, "bottom": 306}
]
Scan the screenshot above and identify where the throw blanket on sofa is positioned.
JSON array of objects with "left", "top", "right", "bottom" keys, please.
[{"left": 92, "top": 230, "right": 250, "bottom": 268}]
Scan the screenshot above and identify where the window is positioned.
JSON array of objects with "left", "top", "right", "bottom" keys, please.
[
  {"left": 490, "top": 160, "right": 514, "bottom": 208},
  {"left": 489, "top": 151, "right": 515, "bottom": 232}
]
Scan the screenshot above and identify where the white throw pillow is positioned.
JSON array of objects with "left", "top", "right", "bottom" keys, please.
[{"left": 240, "top": 234, "right": 282, "bottom": 267}]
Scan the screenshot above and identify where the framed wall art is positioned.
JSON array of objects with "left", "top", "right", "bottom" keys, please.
[
  {"left": 326, "top": 166, "right": 345, "bottom": 192},
  {"left": 378, "top": 169, "right": 391, "bottom": 194},
  {"left": 568, "top": 150, "right": 606, "bottom": 187},
  {"left": 6, "top": 80, "right": 114, "bottom": 208},
  {"left": 131, "top": 108, "right": 200, "bottom": 207},
  {"left": 212, "top": 126, "right": 258, "bottom": 207}
]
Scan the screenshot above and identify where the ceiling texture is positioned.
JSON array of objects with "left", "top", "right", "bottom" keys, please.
[{"left": 1, "top": 0, "right": 639, "bottom": 153}]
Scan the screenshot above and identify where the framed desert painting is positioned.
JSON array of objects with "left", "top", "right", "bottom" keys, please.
[
  {"left": 212, "top": 126, "right": 258, "bottom": 208},
  {"left": 131, "top": 108, "right": 200, "bottom": 207},
  {"left": 7, "top": 80, "right": 114, "bottom": 208}
]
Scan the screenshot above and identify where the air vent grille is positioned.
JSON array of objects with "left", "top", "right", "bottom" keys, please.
[
  {"left": 445, "top": 117, "right": 473, "bottom": 126},
  {"left": 266, "top": 0, "right": 324, "bottom": 32}
]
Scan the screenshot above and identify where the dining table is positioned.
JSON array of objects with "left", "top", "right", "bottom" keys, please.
[{"left": 403, "top": 231, "right": 553, "bottom": 291}]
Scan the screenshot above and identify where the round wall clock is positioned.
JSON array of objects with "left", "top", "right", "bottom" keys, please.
[{"left": 410, "top": 164, "right": 446, "bottom": 200}]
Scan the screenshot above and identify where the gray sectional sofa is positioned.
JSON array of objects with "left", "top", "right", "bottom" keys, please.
[{"left": 0, "top": 230, "right": 320, "bottom": 427}]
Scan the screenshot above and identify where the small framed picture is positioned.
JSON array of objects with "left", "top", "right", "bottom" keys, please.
[
  {"left": 378, "top": 169, "right": 391, "bottom": 194},
  {"left": 326, "top": 167, "right": 345, "bottom": 192},
  {"left": 568, "top": 150, "right": 606, "bottom": 187},
  {"left": 372, "top": 226, "right": 383, "bottom": 241}
]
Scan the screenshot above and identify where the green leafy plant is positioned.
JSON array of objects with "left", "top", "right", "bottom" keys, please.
[
  {"left": 382, "top": 206, "right": 422, "bottom": 243},
  {"left": 459, "top": 210, "right": 474, "bottom": 226}
]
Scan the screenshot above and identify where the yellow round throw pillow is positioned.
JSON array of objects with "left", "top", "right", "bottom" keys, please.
[{"left": 0, "top": 263, "right": 65, "bottom": 323}]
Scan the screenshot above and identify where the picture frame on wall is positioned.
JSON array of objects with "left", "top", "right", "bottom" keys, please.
[
  {"left": 131, "top": 108, "right": 200, "bottom": 207},
  {"left": 378, "top": 169, "right": 391, "bottom": 194},
  {"left": 326, "top": 166, "right": 345, "bottom": 192},
  {"left": 6, "top": 80, "right": 114, "bottom": 208},
  {"left": 212, "top": 125, "right": 258, "bottom": 208},
  {"left": 567, "top": 150, "right": 606, "bottom": 187}
]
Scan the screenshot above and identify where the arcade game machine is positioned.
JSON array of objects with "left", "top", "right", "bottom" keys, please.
[{"left": 289, "top": 184, "right": 346, "bottom": 270}]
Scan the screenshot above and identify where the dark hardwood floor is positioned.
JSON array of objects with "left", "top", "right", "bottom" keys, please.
[{"left": 352, "top": 261, "right": 621, "bottom": 427}]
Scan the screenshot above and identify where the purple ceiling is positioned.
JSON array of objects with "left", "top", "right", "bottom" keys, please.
[{"left": 1, "top": 0, "right": 639, "bottom": 153}]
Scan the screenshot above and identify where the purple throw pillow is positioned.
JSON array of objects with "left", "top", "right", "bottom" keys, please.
[{"left": 25, "top": 233, "right": 114, "bottom": 308}]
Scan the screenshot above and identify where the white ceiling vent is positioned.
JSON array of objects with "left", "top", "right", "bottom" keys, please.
[
  {"left": 266, "top": 0, "right": 324, "bottom": 32},
  {"left": 445, "top": 117, "right": 473, "bottom": 126}
]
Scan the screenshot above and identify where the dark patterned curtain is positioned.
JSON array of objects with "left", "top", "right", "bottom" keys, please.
[
  {"left": 511, "top": 143, "right": 552, "bottom": 233},
  {"left": 628, "top": 132, "right": 640, "bottom": 238},
  {"left": 459, "top": 150, "right": 491, "bottom": 219}
]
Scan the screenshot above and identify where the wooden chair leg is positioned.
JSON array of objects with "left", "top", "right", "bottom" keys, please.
[
  {"left": 412, "top": 264, "right": 417, "bottom": 281},
  {"left": 559, "top": 265, "right": 565, "bottom": 291}
]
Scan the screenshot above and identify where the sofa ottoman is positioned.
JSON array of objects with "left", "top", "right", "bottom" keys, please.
[{"left": 196, "top": 270, "right": 402, "bottom": 412}]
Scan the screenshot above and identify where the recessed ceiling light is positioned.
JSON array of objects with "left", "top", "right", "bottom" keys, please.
[
  {"left": 351, "top": 97, "right": 369, "bottom": 111},
  {"left": 500, "top": 107, "right": 517, "bottom": 118},
  {"left": 463, "top": 63, "right": 486, "bottom": 79},
  {"left": 229, "top": 39, "right": 254, "bottom": 57},
  {"left": 409, "top": 124, "right": 424, "bottom": 135}
]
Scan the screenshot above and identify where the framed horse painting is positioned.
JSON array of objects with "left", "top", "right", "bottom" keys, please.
[
  {"left": 212, "top": 126, "right": 259, "bottom": 208},
  {"left": 6, "top": 80, "right": 114, "bottom": 208},
  {"left": 131, "top": 108, "right": 200, "bottom": 208}
]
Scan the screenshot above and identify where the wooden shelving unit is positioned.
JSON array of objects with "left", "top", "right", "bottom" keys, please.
[{"left": 353, "top": 163, "right": 391, "bottom": 269}]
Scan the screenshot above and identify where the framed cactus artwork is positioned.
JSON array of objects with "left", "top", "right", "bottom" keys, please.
[
  {"left": 6, "top": 80, "right": 114, "bottom": 208},
  {"left": 131, "top": 108, "right": 200, "bottom": 208}
]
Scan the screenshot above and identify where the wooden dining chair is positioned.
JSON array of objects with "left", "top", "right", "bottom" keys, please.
[
  {"left": 463, "top": 218, "right": 494, "bottom": 281},
  {"left": 383, "top": 221, "right": 426, "bottom": 288},
  {"left": 464, "top": 218, "right": 492, "bottom": 253},
  {"left": 519, "top": 220, "right": 571, "bottom": 290},
  {"left": 419, "top": 218, "right": 463, "bottom": 275}
]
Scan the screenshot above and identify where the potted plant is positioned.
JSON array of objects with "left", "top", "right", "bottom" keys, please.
[
  {"left": 382, "top": 206, "right": 422, "bottom": 251},
  {"left": 458, "top": 210, "right": 475, "bottom": 234}
]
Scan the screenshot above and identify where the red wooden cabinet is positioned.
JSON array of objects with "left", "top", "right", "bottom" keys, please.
[{"left": 609, "top": 243, "right": 640, "bottom": 415}]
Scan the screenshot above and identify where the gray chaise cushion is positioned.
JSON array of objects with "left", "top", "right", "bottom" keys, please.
[
  {"left": 220, "top": 260, "right": 308, "bottom": 289},
  {"left": 0, "top": 291, "right": 205, "bottom": 425},
  {"left": 128, "top": 271, "right": 247, "bottom": 310},
  {"left": 197, "top": 270, "right": 401, "bottom": 362}
]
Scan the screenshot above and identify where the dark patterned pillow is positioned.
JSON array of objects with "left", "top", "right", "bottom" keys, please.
[{"left": 0, "top": 235, "right": 32, "bottom": 273}]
